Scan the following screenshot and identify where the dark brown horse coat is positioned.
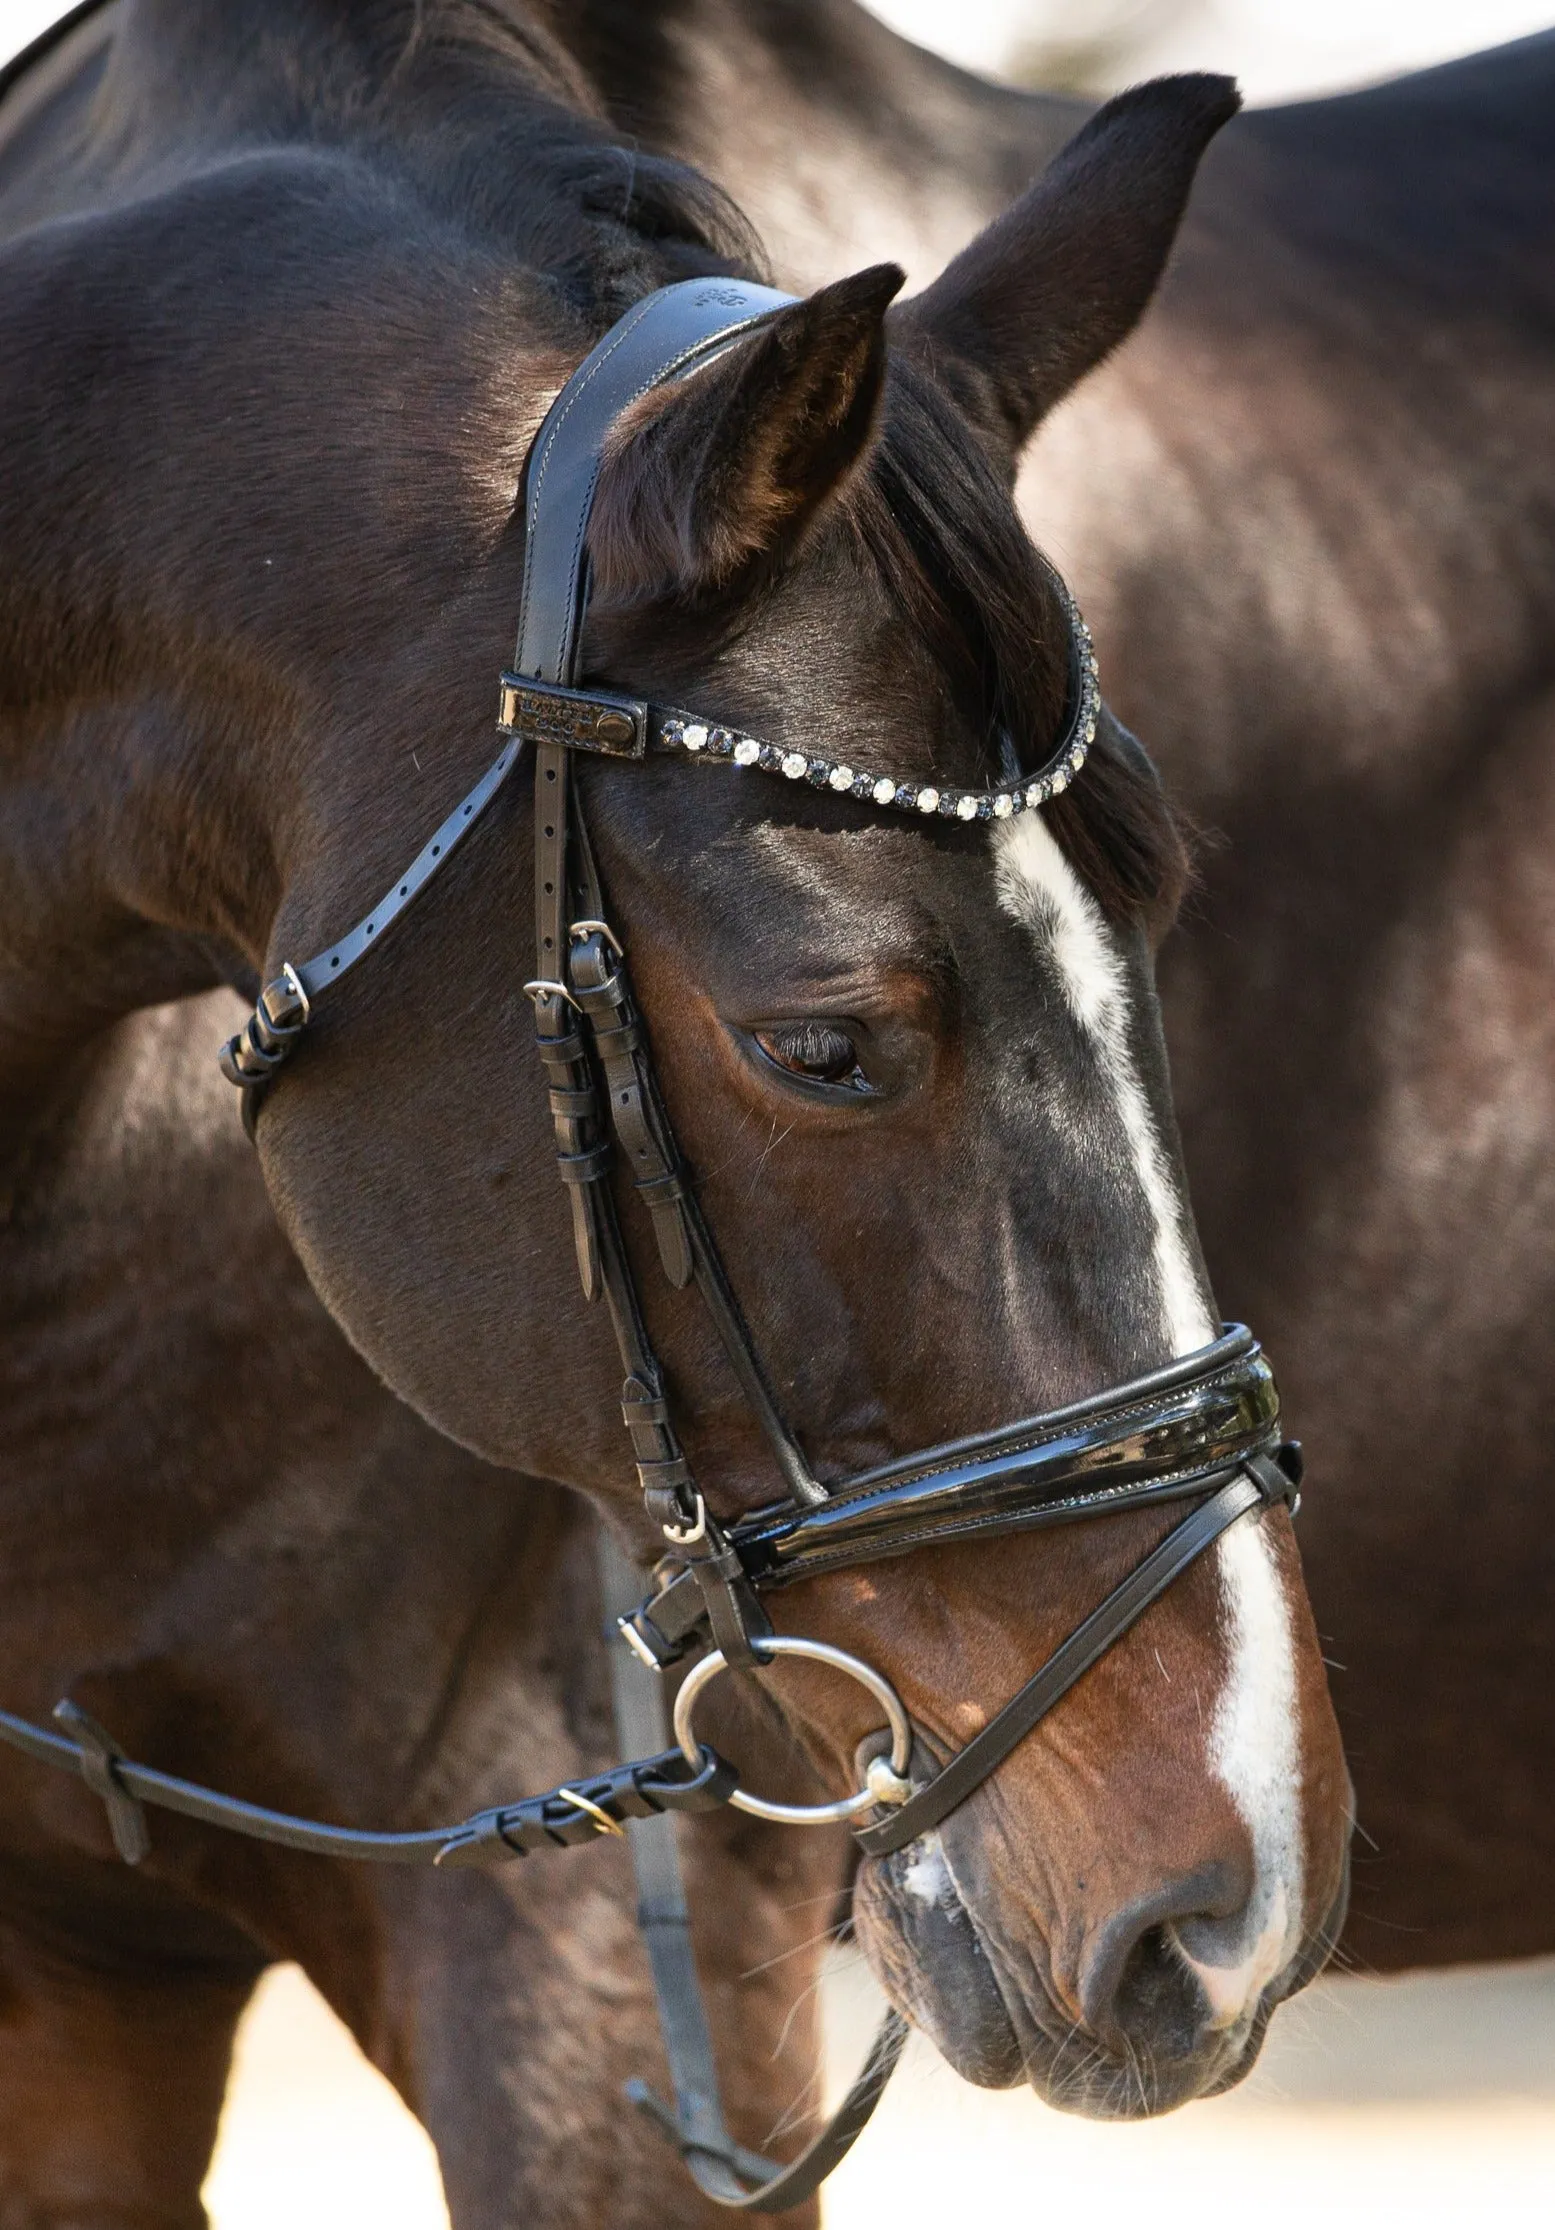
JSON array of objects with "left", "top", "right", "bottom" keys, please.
[
  {"left": 547, "top": 1, "right": 1555, "bottom": 1977},
  {"left": 0, "top": 5, "right": 1363, "bottom": 2225}
]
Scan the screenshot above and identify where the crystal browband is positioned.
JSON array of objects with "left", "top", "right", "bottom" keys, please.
[{"left": 498, "top": 597, "right": 1100, "bottom": 823}]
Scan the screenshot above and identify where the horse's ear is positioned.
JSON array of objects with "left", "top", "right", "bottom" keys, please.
[
  {"left": 587, "top": 263, "right": 904, "bottom": 604},
  {"left": 892, "top": 75, "right": 1239, "bottom": 462}
]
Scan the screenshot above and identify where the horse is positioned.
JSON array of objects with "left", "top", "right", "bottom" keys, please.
[
  {"left": 551, "top": 0, "right": 1555, "bottom": 1981},
  {"left": 0, "top": 6, "right": 1349, "bottom": 2223}
]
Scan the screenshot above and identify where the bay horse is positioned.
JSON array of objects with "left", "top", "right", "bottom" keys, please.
[
  {"left": 0, "top": 6, "right": 1348, "bottom": 2222},
  {"left": 555, "top": 0, "right": 1555, "bottom": 1981}
]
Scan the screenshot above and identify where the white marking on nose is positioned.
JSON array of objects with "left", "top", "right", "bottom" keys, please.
[
  {"left": 1179, "top": 1883, "right": 1290, "bottom": 2031},
  {"left": 1194, "top": 1513, "right": 1305, "bottom": 2016},
  {"left": 992, "top": 811, "right": 1211, "bottom": 1355},
  {"left": 994, "top": 811, "right": 1305, "bottom": 2013}
]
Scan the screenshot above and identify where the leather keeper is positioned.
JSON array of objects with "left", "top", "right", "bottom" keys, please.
[
  {"left": 645, "top": 1484, "right": 698, "bottom": 1532},
  {"left": 558, "top": 1145, "right": 612, "bottom": 1186},
  {"left": 256, "top": 975, "right": 308, "bottom": 1036},
  {"left": 590, "top": 1016, "right": 646, "bottom": 1056},
  {"left": 684, "top": 1534, "right": 772, "bottom": 1665},
  {"left": 622, "top": 1387, "right": 672, "bottom": 1430},
  {"left": 639, "top": 1457, "right": 694, "bottom": 1498},
  {"left": 218, "top": 1033, "right": 266, "bottom": 1087},
  {"left": 636, "top": 1171, "right": 688, "bottom": 1209},
  {"left": 535, "top": 1029, "right": 587, "bottom": 1067},
  {"left": 572, "top": 973, "right": 628, "bottom": 1017},
  {"left": 1245, "top": 1447, "right": 1302, "bottom": 1509}
]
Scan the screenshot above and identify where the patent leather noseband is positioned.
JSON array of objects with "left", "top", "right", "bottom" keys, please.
[{"left": 0, "top": 281, "right": 1302, "bottom": 2212}]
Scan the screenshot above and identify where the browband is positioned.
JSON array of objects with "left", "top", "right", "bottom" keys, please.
[{"left": 495, "top": 604, "right": 1098, "bottom": 820}]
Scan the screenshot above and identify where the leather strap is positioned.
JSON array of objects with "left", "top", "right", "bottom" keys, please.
[
  {"left": 0, "top": 1704, "right": 734, "bottom": 1866},
  {"left": 599, "top": 1531, "right": 908, "bottom": 2212},
  {"left": 570, "top": 926, "right": 695, "bottom": 1289},
  {"left": 51, "top": 1701, "right": 150, "bottom": 1866},
  {"left": 517, "top": 280, "right": 817, "bottom": 1667},
  {"left": 856, "top": 1466, "right": 1284, "bottom": 1858},
  {"left": 511, "top": 281, "right": 794, "bottom": 692},
  {"left": 565, "top": 805, "right": 826, "bottom": 1507},
  {"left": 622, "top": 1327, "right": 1284, "bottom": 1665}
]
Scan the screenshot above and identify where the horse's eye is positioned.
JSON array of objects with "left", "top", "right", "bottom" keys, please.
[{"left": 753, "top": 1021, "right": 868, "bottom": 1089}]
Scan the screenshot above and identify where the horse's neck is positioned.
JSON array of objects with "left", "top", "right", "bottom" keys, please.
[
  {"left": 0, "top": 692, "right": 267, "bottom": 1169},
  {"left": 560, "top": 0, "right": 1081, "bottom": 290},
  {"left": 0, "top": 0, "right": 600, "bottom": 244},
  {"left": 0, "top": 5, "right": 625, "bottom": 1169}
]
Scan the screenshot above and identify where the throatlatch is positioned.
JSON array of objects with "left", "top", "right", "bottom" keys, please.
[{"left": 0, "top": 280, "right": 1303, "bottom": 2214}]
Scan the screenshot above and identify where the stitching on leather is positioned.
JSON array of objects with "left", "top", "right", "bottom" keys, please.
[
  {"left": 553, "top": 314, "right": 775, "bottom": 677},
  {"left": 520, "top": 294, "right": 660, "bottom": 673},
  {"left": 763, "top": 1460, "right": 1266, "bottom": 1585},
  {"left": 810, "top": 1358, "right": 1271, "bottom": 1516},
  {"left": 519, "top": 288, "right": 782, "bottom": 680}
]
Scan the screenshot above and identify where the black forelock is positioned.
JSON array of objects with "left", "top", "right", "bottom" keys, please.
[{"left": 848, "top": 356, "right": 1192, "bottom": 931}]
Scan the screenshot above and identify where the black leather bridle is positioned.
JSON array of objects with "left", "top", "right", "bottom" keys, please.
[{"left": 0, "top": 281, "right": 1301, "bottom": 2211}]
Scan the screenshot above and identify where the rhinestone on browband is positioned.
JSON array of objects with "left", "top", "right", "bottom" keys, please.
[
  {"left": 497, "top": 601, "right": 1100, "bottom": 821},
  {"left": 655, "top": 611, "right": 1099, "bottom": 823}
]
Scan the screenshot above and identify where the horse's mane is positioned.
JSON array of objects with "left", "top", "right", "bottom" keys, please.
[{"left": 295, "top": 0, "right": 770, "bottom": 314}]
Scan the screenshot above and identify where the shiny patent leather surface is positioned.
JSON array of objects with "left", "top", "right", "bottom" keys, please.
[{"left": 737, "top": 1326, "right": 1280, "bottom": 1587}]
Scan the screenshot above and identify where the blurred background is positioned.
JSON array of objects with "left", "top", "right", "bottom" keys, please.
[
  {"left": 9, "top": 0, "right": 1555, "bottom": 99},
  {"left": 861, "top": 0, "right": 1554, "bottom": 97},
  {"left": 205, "top": 1951, "right": 1555, "bottom": 2230},
  {"left": 4, "top": 0, "right": 1553, "bottom": 2222}
]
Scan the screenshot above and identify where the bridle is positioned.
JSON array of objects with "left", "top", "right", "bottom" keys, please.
[{"left": 0, "top": 280, "right": 1301, "bottom": 2210}]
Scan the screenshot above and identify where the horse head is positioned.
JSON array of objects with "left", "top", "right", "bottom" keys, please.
[{"left": 215, "top": 77, "right": 1351, "bottom": 2115}]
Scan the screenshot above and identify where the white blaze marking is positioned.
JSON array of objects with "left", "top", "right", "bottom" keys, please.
[
  {"left": 993, "top": 811, "right": 1303, "bottom": 2019},
  {"left": 993, "top": 812, "right": 1210, "bottom": 1355}
]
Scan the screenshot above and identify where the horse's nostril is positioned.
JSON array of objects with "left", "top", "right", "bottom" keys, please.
[
  {"left": 1079, "top": 1867, "right": 1248, "bottom": 2059},
  {"left": 1108, "top": 1925, "right": 1207, "bottom": 2063}
]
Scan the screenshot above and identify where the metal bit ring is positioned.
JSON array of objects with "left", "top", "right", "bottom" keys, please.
[{"left": 672, "top": 1635, "right": 913, "bottom": 1825}]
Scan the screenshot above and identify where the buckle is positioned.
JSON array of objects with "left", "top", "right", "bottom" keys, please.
[{"left": 661, "top": 1493, "right": 707, "bottom": 1548}]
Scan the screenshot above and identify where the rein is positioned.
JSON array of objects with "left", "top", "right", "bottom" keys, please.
[{"left": 0, "top": 280, "right": 1301, "bottom": 2212}]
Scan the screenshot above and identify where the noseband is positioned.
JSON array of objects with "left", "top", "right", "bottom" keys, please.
[{"left": 2, "top": 282, "right": 1301, "bottom": 2211}]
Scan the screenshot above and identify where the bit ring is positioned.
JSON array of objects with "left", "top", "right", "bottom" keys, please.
[{"left": 672, "top": 1635, "right": 913, "bottom": 1825}]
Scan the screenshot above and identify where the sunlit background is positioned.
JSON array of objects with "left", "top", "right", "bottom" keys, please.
[
  {"left": 862, "top": 0, "right": 1554, "bottom": 98},
  {"left": 4, "top": 0, "right": 1554, "bottom": 2223}
]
